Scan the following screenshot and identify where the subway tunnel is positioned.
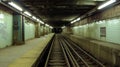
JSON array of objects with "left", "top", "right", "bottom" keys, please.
[{"left": 0, "top": 0, "right": 120, "bottom": 67}]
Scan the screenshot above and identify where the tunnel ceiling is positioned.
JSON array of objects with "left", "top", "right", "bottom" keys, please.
[{"left": 17, "top": 0, "right": 107, "bottom": 27}]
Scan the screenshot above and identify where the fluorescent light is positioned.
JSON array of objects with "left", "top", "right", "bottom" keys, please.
[
  {"left": 50, "top": 26, "right": 53, "bottom": 29},
  {"left": 45, "top": 24, "right": 49, "bottom": 27},
  {"left": 38, "top": 19, "right": 44, "bottom": 24},
  {"left": 37, "top": 19, "right": 44, "bottom": 24},
  {"left": 62, "top": 26, "right": 65, "bottom": 28},
  {"left": 32, "top": 16, "right": 37, "bottom": 20},
  {"left": 40, "top": 21, "right": 44, "bottom": 24},
  {"left": 76, "top": 18, "right": 81, "bottom": 21},
  {"left": 71, "top": 20, "right": 76, "bottom": 24},
  {"left": 8, "top": 2, "right": 23, "bottom": 11},
  {"left": 45, "top": 24, "right": 50, "bottom": 27},
  {"left": 24, "top": 11, "right": 32, "bottom": 16},
  {"left": 37, "top": 19, "right": 39, "bottom": 21},
  {"left": 71, "top": 21, "right": 75, "bottom": 24},
  {"left": 71, "top": 17, "right": 81, "bottom": 24},
  {"left": 71, "top": 21, "right": 74, "bottom": 24},
  {"left": 98, "top": 0, "right": 116, "bottom": 9}
]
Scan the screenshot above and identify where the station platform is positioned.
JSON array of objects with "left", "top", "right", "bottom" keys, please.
[{"left": 0, "top": 34, "right": 54, "bottom": 67}]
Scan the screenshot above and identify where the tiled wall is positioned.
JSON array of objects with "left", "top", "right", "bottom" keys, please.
[
  {"left": 24, "top": 19, "right": 35, "bottom": 40},
  {"left": 72, "top": 17, "right": 120, "bottom": 44},
  {"left": 39, "top": 25, "right": 44, "bottom": 35},
  {"left": 0, "top": 10, "right": 13, "bottom": 48}
]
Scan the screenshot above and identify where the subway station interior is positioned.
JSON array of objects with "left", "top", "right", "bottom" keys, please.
[{"left": 0, "top": 0, "right": 120, "bottom": 67}]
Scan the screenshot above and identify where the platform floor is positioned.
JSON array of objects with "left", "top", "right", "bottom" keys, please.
[{"left": 0, "top": 34, "right": 53, "bottom": 67}]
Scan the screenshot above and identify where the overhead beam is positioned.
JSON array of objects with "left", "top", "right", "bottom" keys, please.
[
  {"left": 22, "top": 1, "right": 98, "bottom": 6},
  {"left": 83, "top": 0, "right": 107, "bottom": 1},
  {"left": 21, "top": 0, "right": 106, "bottom": 6}
]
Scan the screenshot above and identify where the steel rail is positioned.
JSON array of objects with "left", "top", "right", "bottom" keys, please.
[
  {"left": 44, "top": 34, "right": 71, "bottom": 67},
  {"left": 58, "top": 37, "right": 71, "bottom": 67},
  {"left": 59, "top": 38, "right": 79, "bottom": 67},
  {"left": 63, "top": 38, "right": 90, "bottom": 67},
  {"left": 44, "top": 35, "right": 56, "bottom": 67},
  {"left": 64, "top": 35, "right": 106, "bottom": 67}
]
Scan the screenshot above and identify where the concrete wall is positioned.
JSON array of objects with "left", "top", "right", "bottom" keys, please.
[
  {"left": 0, "top": 10, "right": 13, "bottom": 48},
  {"left": 24, "top": 18, "right": 35, "bottom": 40}
]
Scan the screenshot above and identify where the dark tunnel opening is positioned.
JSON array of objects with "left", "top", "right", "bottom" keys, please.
[{"left": 52, "top": 28, "right": 63, "bottom": 33}]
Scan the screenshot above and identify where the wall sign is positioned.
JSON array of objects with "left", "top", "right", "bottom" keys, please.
[{"left": 100, "top": 27, "right": 106, "bottom": 37}]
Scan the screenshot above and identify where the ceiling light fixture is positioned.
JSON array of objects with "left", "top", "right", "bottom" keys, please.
[
  {"left": 37, "top": 19, "right": 39, "bottom": 21},
  {"left": 45, "top": 24, "right": 49, "bottom": 27},
  {"left": 8, "top": 2, "right": 23, "bottom": 11},
  {"left": 38, "top": 19, "right": 44, "bottom": 24},
  {"left": 71, "top": 21, "right": 75, "bottom": 24},
  {"left": 98, "top": 0, "right": 116, "bottom": 9},
  {"left": 24, "top": 11, "right": 32, "bottom": 16},
  {"left": 71, "top": 17, "right": 81, "bottom": 24},
  {"left": 62, "top": 26, "right": 65, "bottom": 29},
  {"left": 32, "top": 16, "right": 37, "bottom": 20},
  {"left": 40, "top": 21, "right": 44, "bottom": 24},
  {"left": 76, "top": 17, "right": 81, "bottom": 21},
  {"left": 50, "top": 26, "right": 53, "bottom": 29}
]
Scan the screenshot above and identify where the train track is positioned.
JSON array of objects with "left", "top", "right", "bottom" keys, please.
[
  {"left": 44, "top": 35, "right": 70, "bottom": 67},
  {"left": 61, "top": 35, "right": 105, "bottom": 67},
  {"left": 44, "top": 34, "right": 106, "bottom": 67}
]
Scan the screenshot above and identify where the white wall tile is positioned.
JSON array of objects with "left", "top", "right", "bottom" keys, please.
[
  {"left": 72, "top": 17, "right": 120, "bottom": 44},
  {"left": 24, "top": 20, "right": 35, "bottom": 40},
  {"left": 0, "top": 10, "right": 13, "bottom": 48}
]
